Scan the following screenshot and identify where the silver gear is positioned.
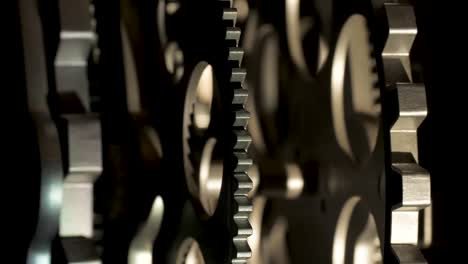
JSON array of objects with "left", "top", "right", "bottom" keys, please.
[
  {"left": 221, "top": 1, "right": 253, "bottom": 263},
  {"left": 383, "top": 2, "right": 432, "bottom": 263}
]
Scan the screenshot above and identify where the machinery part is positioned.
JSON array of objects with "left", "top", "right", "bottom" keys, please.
[
  {"left": 59, "top": 116, "right": 102, "bottom": 264},
  {"left": 249, "top": 24, "right": 279, "bottom": 154},
  {"left": 252, "top": 161, "right": 307, "bottom": 199},
  {"left": 390, "top": 89, "right": 431, "bottom": 262},
  {"left": 128, "top": 196, "right": 165, "bottom": 264},
  {"left": 391, "top": 163, "right": 430, "bottom": 244},
  {"left": 54, "top": 1, "right": 103, "bottom": 263},
  {"left": 60, "top": 116, "right": 102, "bottom": 238},
  {"left": 158, "top": 0, "right": 184, "bottom": 82},
  {"left": 390, "top": 83, "right": 427, "bottom": 162},
  {"left": 247, "top": 196, "right": 266, "bottom": 264},
  {"left": 198, "top": 138, "right": 224, "bottom": 216},
  {"left": 176, "top": 238, "right": 206, "bottom": 264},
  {"left": 121, "top": 21, "right": 142, "bottom": 114},
  {"left": 177, "top": 2, "right": 253, "bottom": 261},
  {"left": 165, "top": 42, "right": 185, "bottom": 83},
  {"left": 248, "top": 196, "right": 292, "bottom": 264},
  {"left": 261, "top": 217, "right": 291, "bottom": 264},
  {"left": 246, "top": 5, "right": 386, "bottom": 264},
  {"left": 18, "top": 0, "right": 64, "bottom": 263},
  {"left": 383, "top": 2, "right": 432, "bottom": 262},
  {"left": 55, "top": 0, "right": 98, "bottom": 112},
  {"left": 183, "top": 62, "right": 224, "bottom": 217},
  {"left": 331, "top": 14, "right": 381, "bottom": 164},
  {"left": 25, "top": 117, "right": 64, "bottom": 264},
  {"left": 332, "top": 197, "right": 382, "bottom": 264},
  {"left": 285, "top": 0, "right": 328, "bottom": 76},
  {"left": 382, "top": 3, "right": 417, "bottom": 84}
]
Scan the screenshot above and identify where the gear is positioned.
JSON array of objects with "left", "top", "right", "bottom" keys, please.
[
  {"left": 383, "top": 3, "right": 432, "bottom": 262},
  {"left": 156, "top": 0, "right": 253, "bottom": 262},
  {"left": 221, "top": 1, "right": 254, "bottom": 262}
]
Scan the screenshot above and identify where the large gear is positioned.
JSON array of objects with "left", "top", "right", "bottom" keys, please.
[{"left": 381, "top": 2, "right": 432, "bottom": 263}]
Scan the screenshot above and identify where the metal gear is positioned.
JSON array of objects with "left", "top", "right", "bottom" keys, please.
[
  {"left": 221, "top": 1, "right": 254, "bottom": 262},
  {"left": 179, "top": 1, "right": 253, "bottom": 262},
  {"left": 381, "top": 2, "right": 432, "bottom": 263}
]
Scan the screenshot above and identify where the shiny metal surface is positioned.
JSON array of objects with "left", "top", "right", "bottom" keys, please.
[
  {"left": 285, "top": 0, "right": 308, "bottom": 75},
  {"left": 285, "top": 164, "right": 304, "bottom": 199},
  {"left": 158, "top": 0, "right": 184, "bottom": 82},
  {"left": 247, "top": 197, "right": 265, "bottom": 264},
  {"left": 60, "top": 115, "right": 102, "bottom": 238},
  {"left": 26, "top": 117, "right": 64, "bottom": 264},
  {"left": 391, "top": 163, "right": 431, "bottom": 245},
  {"left": 128, "top": 196, "right": 165, "bottom": 264},
  {"left": 386, "top": 5, "right": 432, "bottom": 259},
  {"left": 55, "top": 0, "right": 97, "bottom": 111},
  {"left": 193, "top": 65, "right": 214, "bottom": 130},
  {"left": 331, "top": 14, "right": 380, "bottom": 162},
  {"left": 19, "top": 1, "right": 64, "bottom": 263},
  {"left": 391, "top": 83, "right": 427, "bottom": 162},
  {"left": 333, "top": 197, "right": 382, "bottom": 264},
  {"left": 199, "top": 138, "right": 223, "bottom": 216},
  {"left": 176, "top": 238, "right": 206, "bottom": 264},
  {"left": 183, "top": 62, "right": 216, "bottom": 203},
  {"left": 382, "top": 4, "right": 417, "bottom": 84},
  {"left": 285, "top": 0, "right": 328, "bottom": 76},
  {"left": 121, "top": 22, "right": 142, "bottom": 114},
  {"left": 165, "top": 42, "right": 185, "bottom": 83}
]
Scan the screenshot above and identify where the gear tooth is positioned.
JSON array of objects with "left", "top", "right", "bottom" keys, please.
[
  {"left": 234, "top": 130, "right": 251, "bottom": 150},
  {"left": 233, "top": 238, "right": 252, "bottom": 259},
  {"left": 235, "top": 220, "right": 253, "bottom": 237},
  {"left": 223, "top": 8, "right": 238, "bottom": 27},
  {"left": 226, "top": 27, "right": 241, "bottom": 47},
  {"left": 235, "top": 196, "right": 253, "bottom": 213},
  {"left": 229, "top": 47, "right": 244, "bottom": 67},
  {"left": 234, "top": 173, "right": 253, "bottom": 196},
  {"left": 231, "top": 68, "right": 247, "bottom": 84},
  {"left": 234, "top": 152, "right": 252, "bottom": 172},
  {"left": 233, "top": 88, "right": 248, "bottom": 105},
  {"left": 391, "top": 163, "right": 431, "bottom": 210},
  {"left": 234, "top": 109, "right": 250, "bottom": 128}
]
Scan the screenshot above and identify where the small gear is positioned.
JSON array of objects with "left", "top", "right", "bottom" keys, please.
[
  {"left": 220, "top": 1, "right": 253, "bottom": 262},
  {"left": 178, "top": 0, "right": 253, "bottom": 262}
]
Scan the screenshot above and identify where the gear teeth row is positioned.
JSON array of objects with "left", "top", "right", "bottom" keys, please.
[
  {"left": 384, "top": 3, "right": 432, "bottom": 263},
  {"left": 221, "top": 2, "right": 253, "bottom": 262}
]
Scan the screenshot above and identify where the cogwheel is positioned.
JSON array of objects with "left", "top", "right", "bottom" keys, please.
[
  {"left": 382, "top": 3, "right": 432, "bottom": 263},
  {"left": 180, "top": 0, "right": 252, "bottom": 261},
  {"left": 219, "top": 1, "right": 253, "bottom": 263}
]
